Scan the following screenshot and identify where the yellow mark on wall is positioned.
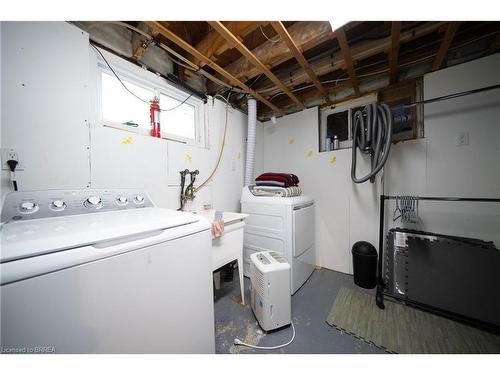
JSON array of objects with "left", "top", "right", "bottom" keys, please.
[
  {"left": 330, "top": 156, "right": 337, "bottom": 164},
  {"left": 307, "top": 150, "right": 314, "bottom": 158},
  {"left": 186, "top": 154, "right": 193, "bottom": 163},
  {"left": 289, "top": 138, "right": 296, "bottom": 145},
  {"left": 237, "top": 152, "right": 241, "bottom": 160},
  {"left": 121, "top": 136, "right": 133, "bottom": 145}
]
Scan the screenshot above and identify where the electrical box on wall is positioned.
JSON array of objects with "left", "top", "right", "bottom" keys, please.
[{"left": 1, "top": 148, "right": 25, "bottom": 171}]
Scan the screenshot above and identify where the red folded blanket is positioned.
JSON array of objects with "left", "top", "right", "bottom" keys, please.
[{"left": 255, "top": 173, "right": 299, "bottom": 187}]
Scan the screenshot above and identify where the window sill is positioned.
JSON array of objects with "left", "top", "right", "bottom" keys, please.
[
  {"left": 102, "top": 122, "right": 191, "bottom": 144},
  {"left": 319, "top": 148, "right": 350, "bottom": 153}
]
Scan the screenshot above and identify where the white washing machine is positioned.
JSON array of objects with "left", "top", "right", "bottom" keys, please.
[
  {"left": 241, "top": 186, "right": 315, "bottom": 294},
  {"left": 0, "top": 189, "right": 214, "bottom": 354}
]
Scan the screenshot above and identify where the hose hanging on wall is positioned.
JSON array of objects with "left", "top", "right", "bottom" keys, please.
[{"left": 351, "top": 103, "right": 394, "bottom": 184}]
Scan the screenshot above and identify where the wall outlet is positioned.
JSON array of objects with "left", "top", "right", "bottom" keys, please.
[
  {"left": 456, "top": 131, "right": 469, "bottom": 147},
  {"left": 1, "top": 148, "right": 25, "bottom": 170}
]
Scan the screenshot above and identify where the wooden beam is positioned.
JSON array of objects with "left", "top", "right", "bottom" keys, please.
[
  {"left": 336, "top": 27, "right": 360, "bottom": 96},
  {"left": 432, "top": 22, "right": 462, "bottom": 71},
  {"left": 258, "top": 22, "right": 446, "bottom": 98},
  {"left": 221, "top": 21, "right": 334, "bottom": 83},
  {"left": 146, "top": 21, "right": 283, "bottom": 115},
  {"left": 388, "top": 21, "right": 401, "bottom": 84},
  {"left": 208, "top": 21, "right": 305, "bottom": 109},
  {"left": 193, "top": 21, "right": 266, "bottom": 66},
  {"left": 271, "top": 21, "right": 330, "bottom": 103}
]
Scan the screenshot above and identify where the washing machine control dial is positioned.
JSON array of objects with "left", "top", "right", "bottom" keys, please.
[
  {"left": 116, "top": 196, "right": 128, "bottom": 206},
  {"left": 50, "top": 200, "right": 66, "bottom": 211},
  {"left": 85, "top": 196, "right": 103, "bottom": 209},
  {"left": 19, "top": 201, "right": 38, "bottom": 213},
  {"left": 134, "top": 195, "right": 145, "bottom": 204}
]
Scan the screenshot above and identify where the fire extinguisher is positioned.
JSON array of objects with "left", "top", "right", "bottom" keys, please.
[{"left": 150, "top": 96, "right": 161, "bottom": 138}]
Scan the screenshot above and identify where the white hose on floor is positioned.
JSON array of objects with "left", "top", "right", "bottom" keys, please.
[{"left": 233, "top": 321, "right": 296, "bottom": 350}]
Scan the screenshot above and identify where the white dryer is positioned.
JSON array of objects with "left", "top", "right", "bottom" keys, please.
[
  {"left": 0, "top": 189, "right": 215, "bottom": 353},
  {"left": 241, "top": 186, "right": 315, "bottom": 294}
]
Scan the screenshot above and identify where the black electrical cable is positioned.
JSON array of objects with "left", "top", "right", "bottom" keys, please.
[
  {"left": 160, "top": 93, "right": 194, "bottom": 112},
  {"left": 7, "top": 159, "right": 19, "bottom": 191},
  {"left": 90, "top": 42, "right": 194, "bottom": 111}
]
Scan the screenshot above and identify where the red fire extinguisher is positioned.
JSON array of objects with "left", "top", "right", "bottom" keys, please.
[{"left": 150, "top": 97, "right": 161, "bottom": 138}]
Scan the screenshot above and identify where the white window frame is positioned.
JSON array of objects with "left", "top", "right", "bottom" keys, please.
[{"left": 96, "top": 50, "right": 206, "bottom": 147}]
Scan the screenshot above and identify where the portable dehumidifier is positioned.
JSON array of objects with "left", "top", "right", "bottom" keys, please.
[{"left": 250, "top": 251, "right": 291, "bottom": 331}]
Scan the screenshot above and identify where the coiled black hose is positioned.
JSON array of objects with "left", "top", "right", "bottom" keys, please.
[{"left": 351, "top": 103, "right": 393, "bottom": 184}]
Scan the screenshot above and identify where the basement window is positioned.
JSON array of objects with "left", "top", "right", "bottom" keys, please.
[
  {"left": 101, "top": 71, "right": 152, "bottom": 129},
  {"left": 318, "top": 80, "right": 423, "bottom": 152},
  {"left": 379, "top": 79, "right": 424, "bottom": 142},
  {"left": 99, "top": 61, "right": 205, "bottom": 146},
  {"left": 160, "top": 93, "right": 196, "bottom": 140},
  {"left": 319, "top": 94, "right": 377, "bottom": 152}
]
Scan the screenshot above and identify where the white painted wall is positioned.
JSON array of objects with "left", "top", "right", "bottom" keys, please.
[
  {"left": 263, "top": 53, "right": 500, "bottom": 273},
  {"left": 1, "top": 22, "right": 92, "bottom": 192},
  {"left": 262, "top": 108, "right": 380, "bottom": 274},
  {"left": 384, "top": 53, "right": 500, "bottom": 247},
  {"left": 1, "top": 22, "right": 259, "bottom": 214}
]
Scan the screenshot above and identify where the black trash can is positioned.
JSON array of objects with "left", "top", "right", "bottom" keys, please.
[{"left": 351, "top": 241, "right": 378, "bottom": 289}]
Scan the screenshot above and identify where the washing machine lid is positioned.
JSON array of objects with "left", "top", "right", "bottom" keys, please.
[{"left": 0, "top": 208, "right": 203, "bottom": 263}]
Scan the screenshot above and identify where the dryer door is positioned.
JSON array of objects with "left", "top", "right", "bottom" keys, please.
[{"left": 292, "top": 203, "right": 314, "bottom": 258}]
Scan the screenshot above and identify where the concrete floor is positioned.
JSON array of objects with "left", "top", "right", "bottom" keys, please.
[{"left": 213, "top": 267, "right": 385, "bottom": 354}]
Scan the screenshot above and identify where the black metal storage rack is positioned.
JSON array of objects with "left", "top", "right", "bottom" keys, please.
[{"left": 376, "top": 195, "right": 500, "bottom": 331}]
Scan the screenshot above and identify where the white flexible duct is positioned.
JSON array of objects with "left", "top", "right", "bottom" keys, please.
[{"left": 244, "top": 97, "right": 257, "bottom": 186}]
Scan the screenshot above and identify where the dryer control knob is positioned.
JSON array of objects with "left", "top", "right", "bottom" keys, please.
[
  {"left": 134, "top": 195, "right": 145, "bottom": 204},
  {"left": 85, "top": 196, "right": 103, "bottom": 209}
]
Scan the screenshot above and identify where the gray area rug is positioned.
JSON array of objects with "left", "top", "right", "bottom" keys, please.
[{"left": 326, "top": 287, "right": 500, "bottom": 354}]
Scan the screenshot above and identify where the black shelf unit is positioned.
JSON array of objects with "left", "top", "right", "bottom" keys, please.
[{"left": 376, "top": 194, "right": 500, "bottom": 332}]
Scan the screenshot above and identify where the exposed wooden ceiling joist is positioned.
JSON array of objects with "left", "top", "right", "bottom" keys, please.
[
  {"left": 258, "top": 22, "right": 446, "bottom": 98},
  {"left": 220, "top": 21, "right": 334, "bottom": 84},
  {"left": 271, "top": 21, "right": 330, "bottom": 104},
  {"left": 432, "top": 22, "right": 462, "bottom": 70},
  {"left": 335, "top": 28, "right": 360, "bottom": 96},
  {"left": 193, "top": 21, "right": 266, "bottom": 67},
  {"left": 208, "top": 21, "right": 306, "bottom": 110},
  {"left": 388, "top": 21, "right": 401, "bottom": 84},
  {"left": 260, "top": 22, "right": 499, "bottom": 118},
  {"left": 146, "top": 21, "right": 284, "bottom": 115}
]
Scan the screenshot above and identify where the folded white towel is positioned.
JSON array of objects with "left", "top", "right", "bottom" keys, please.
[{"left": 251, "top": 186, "right": 302, "bottom": 197}]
